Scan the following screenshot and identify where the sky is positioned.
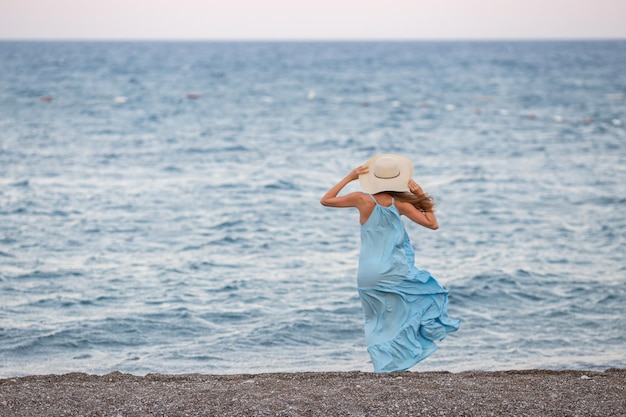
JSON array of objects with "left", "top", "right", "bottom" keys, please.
[{"left": 1, "top": 0, "right": 625, "bottom": 40}]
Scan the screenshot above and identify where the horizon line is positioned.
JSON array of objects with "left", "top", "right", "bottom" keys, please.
[{"left": 1, "top": 36, "right": 625, "bottom": 42}]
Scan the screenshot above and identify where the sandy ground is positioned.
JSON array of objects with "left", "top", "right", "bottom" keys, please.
[{"left": 0, "top": 369, "right": 624, "bottom": 416}]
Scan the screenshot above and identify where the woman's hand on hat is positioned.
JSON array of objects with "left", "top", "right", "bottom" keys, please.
[
  {"left": 349, "top": 165, "right": 369, "bottom": 181},
  {"left": 408, "top": 179, "right": 423, "bottom": 195}
]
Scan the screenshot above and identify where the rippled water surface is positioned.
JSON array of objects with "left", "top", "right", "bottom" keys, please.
[{"left": 1, "top": 41, "right": 625, "bottom": 377}]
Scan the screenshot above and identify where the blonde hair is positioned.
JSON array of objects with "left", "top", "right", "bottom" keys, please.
[{"left": 388, "top": 191, "right": 435, "bottom": 213}]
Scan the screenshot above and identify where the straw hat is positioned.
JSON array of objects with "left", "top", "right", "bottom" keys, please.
[{"left": 359, "top": 154, "right": 413, "bottom": 194}]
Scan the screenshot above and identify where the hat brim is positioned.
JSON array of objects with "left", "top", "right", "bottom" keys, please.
[{"left": 359, "top": 154, "right": 413, "bottom": 194}]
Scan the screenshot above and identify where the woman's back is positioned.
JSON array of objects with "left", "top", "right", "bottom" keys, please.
[{"left": 358, "top": 194, "right": 411, "bottom": 289}]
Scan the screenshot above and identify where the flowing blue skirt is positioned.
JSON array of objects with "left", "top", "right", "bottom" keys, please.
[{"left": 358, "top": 266, "right": 460, "bottom": 373}]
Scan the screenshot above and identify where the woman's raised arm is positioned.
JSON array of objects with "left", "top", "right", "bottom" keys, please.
[
  {"left": 397, "top": 179, "right": 439, "bottom": 230},
  {"left": 320, "top": 166, "right": 369, "bottom": 208}
]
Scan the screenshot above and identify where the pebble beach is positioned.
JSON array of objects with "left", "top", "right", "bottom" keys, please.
[{"left": 1, "top": 369, "right": 624, "bottom": 416}]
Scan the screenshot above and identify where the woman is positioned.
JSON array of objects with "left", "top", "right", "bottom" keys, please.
[{"left": 321, "top": 154, "right": 460, "bottom": 373}]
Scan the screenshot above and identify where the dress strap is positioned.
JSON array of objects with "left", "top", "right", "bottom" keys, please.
[
  {"left": 367, "top": 193, "right": 394, "bottom": 207},
  {"left": 367, "top": 193, "right": 379, "bottom": 205}
]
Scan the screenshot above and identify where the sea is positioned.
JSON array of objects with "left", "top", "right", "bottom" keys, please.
[{"left": 1, "top": 41, "right": 625, "bottom": 377}]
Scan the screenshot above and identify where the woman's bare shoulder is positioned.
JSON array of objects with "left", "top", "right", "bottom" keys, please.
[
  {"left": 393, "top": 198, "right": 411, "bottom": 210},
  {"left": 394, "top": 198, "right": 421, "bottom": 216}
]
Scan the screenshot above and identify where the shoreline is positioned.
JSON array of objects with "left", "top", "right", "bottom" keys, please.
[{"left": 1, "top": 369, "right": 624, "bottom": 416}]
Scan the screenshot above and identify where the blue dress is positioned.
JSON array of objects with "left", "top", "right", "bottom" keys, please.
[{"left": 357, "top": 194, "right": 461, "bottom": 372}]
